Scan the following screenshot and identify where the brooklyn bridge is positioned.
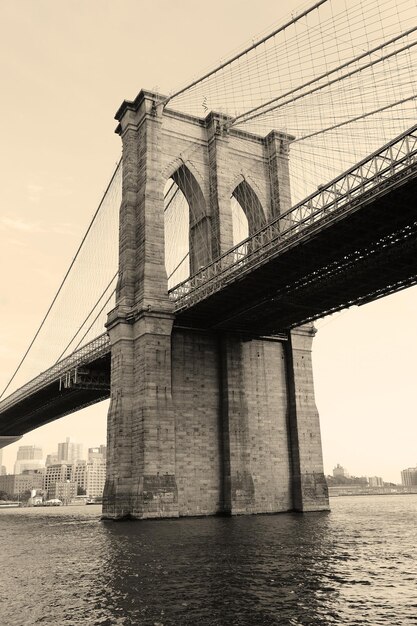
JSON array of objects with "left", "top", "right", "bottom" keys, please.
[{"left": 1, "top": 0, "right": 416, "bottom": 518}]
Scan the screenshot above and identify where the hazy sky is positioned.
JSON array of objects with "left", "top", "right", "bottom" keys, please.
[{"left": 0, "top": 0, "right": 416, "bottom": 482}]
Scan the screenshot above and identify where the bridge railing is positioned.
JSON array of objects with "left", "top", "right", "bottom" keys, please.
[
  {"left": 170, "top": 123, "right": 417, "bottom": 310},
  {"left": 0, "top": 333, "right": 110, "bottom": 413}
]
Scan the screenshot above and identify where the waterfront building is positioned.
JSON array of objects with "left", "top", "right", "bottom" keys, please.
[
  {"left": 401, "top": 467, "right": 417, "bottom": 486},
  {"left": 44, "top": 463, "right": 73, "bottom": 492},
  {"left": 72, "top": 459, "right": 106, "bottom": 498},
  {"left": 57, "top": 437, "right": 83, "bottom": 463},
  {"left": 0, "top": 450, "right": 5, "bottom": 476},
  {"left": 0, "top": 470, "right": 44, "bottom": 497},
  {"left": 48, "top": 481, "right": 77, "bottom": 503},
  {"left": 333, "top": 464, "right": 349, "bottom": 479},
  {"left": 368, "top": 476, "right": 384, "bottom": 488},
  {"left": 14, "top": 445, "right": 44, "bottom": 474}
]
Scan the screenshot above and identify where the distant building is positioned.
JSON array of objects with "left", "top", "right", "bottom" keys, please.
[
  {"left": 57, "top": 438, "right": 83, "bottom": 463},
  {"left": 368, "top": 476, "right": 384, "bottom": 488},
  {"left": 14, "top": 445, "right": 44, "bottom": 474},
  {"left": 45, "top": 454, "right": 59, "bottom": 466},
  {"left": 72, "top": 459, "right": 106, "bottom": 498},
  {"left": 401, "top": 467, "right": 417, "bottom": 486},
  {"left": 0, "top": 449, "right": 6, "bottom": 476},
  {"left": 88, "top": 445, "right": 107, "bottom": 462},
  {"left": 0, "top": 470, "right": 44, "bottom": 497},
  {"left": 44, "top": 463, "right": 73, "bottom": 493},
  {"left": 333, "top": 464, "right": 349, "bottom": 479},
  {"left": 48, "top": 481, "right": 77, "bottom": 503}
]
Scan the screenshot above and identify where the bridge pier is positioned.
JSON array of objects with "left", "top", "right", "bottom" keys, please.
[
  {"left": 102, "top": 90, "right": 329, "bottom": 519},
  {"left": 103, "top": 324, "right": 328, "bottom": 519},
  {"left": 286, "top": 327, "right": 330, "bottom": 511}
]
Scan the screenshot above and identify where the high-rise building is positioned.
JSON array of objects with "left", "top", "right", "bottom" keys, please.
[
  {"left": 401, "top": 467, "right": 417, "bottom": 486},
  {"left": 44, "top": 464, "right": 73, "bottom": 493},
  {"left": 14, "top": 445, "right": 43, "bottom": 474},
  {"left": 88, "top": 445, "right": 107, "bottom": 462},
  {"left": 57, "top": 438, "right": 83, "bottom": 463},
  {"left": 45, "top": 454, "right": 59, "bottom": 466},
  {"left": 0, "top": 449, "right": 5, "bottom": 476},
  {"left": 333, "top": 464, "right": 349, "bottom": 479},
  {"left": 368, "top": 476, "right": 384, "bottom": 487},
  {"left": 72, "top": 459, "right": 106, "bottom": 498}
]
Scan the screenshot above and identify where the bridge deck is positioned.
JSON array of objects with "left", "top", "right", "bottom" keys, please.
[
  {"left": 0, "top": 335, "right": 110, "bottom": 436},
  {"left": 171, "top": 123, "right": 417, "bottom": 331},
  {"left": 1, "top": 124, "right": 417, "bottom": 436},
  {"left": 174, "top": 169, "right": 417, "bottom": 334}
]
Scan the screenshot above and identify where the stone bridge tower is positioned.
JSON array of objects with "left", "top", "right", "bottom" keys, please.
[{"left": 103, "top": 90, "right": 329, "bottom": 519}]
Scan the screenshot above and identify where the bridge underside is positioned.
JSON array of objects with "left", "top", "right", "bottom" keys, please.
[
  {"left": 0, "top": 355, "right": 110, "bottom": 437},
  {"left": 0, "top": 435, "right": 22, "bottom": 449},
  {"left": 176, "top": 177, "right": 417, "bottom": 334}
]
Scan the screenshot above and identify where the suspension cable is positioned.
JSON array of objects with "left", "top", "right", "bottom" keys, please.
[
  {"left": 54, "top": 271, "right": 118, "bottom": 364},
  {"left": 0, "top": 161, "right": 121, "bottom": 400},
  {"left": 230, "top": 38, "right": 417, "bottom": 127},
  {"left": 71, "top": 289, "right": 117, "bottom": 355},
  {"left": 162, "top": 0, "right": 328, "bottom": 107},
  {"left": 293, "top": 95, "right": 417, "bottom": 143}
]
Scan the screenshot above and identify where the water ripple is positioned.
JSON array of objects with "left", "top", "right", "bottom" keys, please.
[{"left": 0, "top": 495, "right": 416, "bottom": 625}]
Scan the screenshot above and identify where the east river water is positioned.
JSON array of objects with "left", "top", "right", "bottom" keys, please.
[{"left": 0, "top": 495, "right": 416, "bottom": 626}]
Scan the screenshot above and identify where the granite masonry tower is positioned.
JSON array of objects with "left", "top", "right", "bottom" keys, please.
[{"left": 102, "top": 90, "right": 329, "bottom": 519}]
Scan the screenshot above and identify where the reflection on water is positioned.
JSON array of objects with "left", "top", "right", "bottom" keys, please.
[{"left": 0, "top": 495, "right": 416, "bottom": 625}]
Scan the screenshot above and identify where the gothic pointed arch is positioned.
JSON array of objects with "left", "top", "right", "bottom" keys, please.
[
  {"left": 164, "top": 164, "right": 212, "bottom": 285},
  {"left": 232, "top": 179, "right": 266, "bottom": 236}
]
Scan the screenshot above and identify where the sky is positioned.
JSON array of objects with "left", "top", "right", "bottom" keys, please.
[{"left": 0, "top": 0, "right": 416, "bottom": 482}]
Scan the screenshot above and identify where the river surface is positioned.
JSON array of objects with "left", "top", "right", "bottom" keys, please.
[{"left": 0, "top": 495, "right": 416, "bottom": 626}]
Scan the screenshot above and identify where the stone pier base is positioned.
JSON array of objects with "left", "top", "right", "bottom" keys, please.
[{"left": 102, "top": 325, "right": 329, "bottom": 519}]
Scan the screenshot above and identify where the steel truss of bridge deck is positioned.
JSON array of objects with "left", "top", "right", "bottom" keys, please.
[
  {"left": 169, "top": 123, "right": 417, "bottom": 311},
  {"left": 0, "top": 333, "right": 110, "bottom": 416}
]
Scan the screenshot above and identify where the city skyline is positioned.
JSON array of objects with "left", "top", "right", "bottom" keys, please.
[
  {"left": 1, "top": 438, "right": 106, "bottom": 473},
  {"left": 0, "top": 0, "right": 416, "bottom": 485},
  {"left": 1, "top": 432, "right": 413, "bottom": 485}
]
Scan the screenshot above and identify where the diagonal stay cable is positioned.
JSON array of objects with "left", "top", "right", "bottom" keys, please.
[
  {"left": 0, "top": 160, "right": 122, "bottom": 400},
  {"left": 71, "top": 288, "right": 117, "bottom": 355},
  {"left": 229, "top": 35, "right": 417, "bottom": 127},
  {"left": 293, "top": 94, "right": 417, "bottom": 143},
  {"left": 168, "top": 252, "right": 189, "bottom": 281},
  {"left": 0, "top": 171, "right": 184, "bottom": 400},
  {"left": 162, "top": 0, "right": 328, "bottom": 107},
  {"left": 53, "top": 271, "right": 119, "bottom": 364}
]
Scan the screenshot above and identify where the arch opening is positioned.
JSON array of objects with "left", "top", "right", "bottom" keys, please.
[
  {"left": 164, "top": 179, "right": 190, "bottom": 289},
  {"left": 164, "top": 165, "right": 211, "bottom": 287},
  {"left": 232, "top": 180, "right": 266, "bottom": 239},
  {"left": 230, "top": 181, "right": 266, "bottom": 262},
  {"left": 231, "top": 197, "right": 249, "bottom": 247}
]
